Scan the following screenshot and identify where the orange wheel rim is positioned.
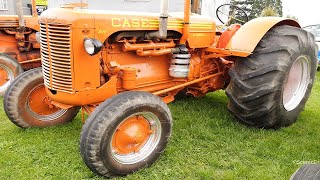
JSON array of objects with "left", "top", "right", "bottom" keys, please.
[
  {"left": 28, "top": 84, "right": 60, "bottom": 116},
  {"left": 0, "top": 65, "right": 14, "bottom": 91},
  {"left": 0, "top": 67, "right": 9, "bottom": 86},
  {"left": 112, "top": 115, "right": 152, "bottom": 155},
  {"left": 110, "top": 112, "right": 162, "bottom": 164}
]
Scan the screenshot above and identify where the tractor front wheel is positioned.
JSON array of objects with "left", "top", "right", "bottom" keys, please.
[
  {"left": 226, "top": 25, "right": 317, "bottom": 128},
  {"left": 80, "top": 91, "right": 172, "bottom": 177},
  {"left": 0, "top": 53, "right": 23, "bottom": 96},
  {"left": 4, "top": 67, "right": 80, "bottom": 128}
]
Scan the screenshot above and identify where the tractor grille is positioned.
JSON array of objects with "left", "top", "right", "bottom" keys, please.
[{"left": 40, "top": 22, "right": 73, "bottom": 93}]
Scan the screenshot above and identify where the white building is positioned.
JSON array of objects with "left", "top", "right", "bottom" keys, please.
[
  {"left": 47, "top": 0, "right": 230, "bottom": 22},
  {"left": 0, "top": 0, "right": 230, "bottom": 23},
  {"left": 0, "top": 0, "right": 34, "bottom": 15},
  {"left": 201, "top": 0, "right": 230, "bottom": 24}
]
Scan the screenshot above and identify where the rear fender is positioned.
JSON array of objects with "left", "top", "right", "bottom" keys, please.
[{"left": 225, "top": 17, "right": 300, "bottom": 56}]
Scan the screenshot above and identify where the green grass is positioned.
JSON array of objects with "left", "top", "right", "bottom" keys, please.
[{"left": 1, "top": 72, "right": 320, "bottom": 179}]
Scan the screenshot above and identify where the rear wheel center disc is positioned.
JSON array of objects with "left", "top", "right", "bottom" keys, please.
[{"left": 283, "top": 56, "right": 311, "bottom": 111}]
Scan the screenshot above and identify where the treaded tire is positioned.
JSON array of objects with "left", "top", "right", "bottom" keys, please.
[
  {"left": 0, "top": 53, "right": 23, "bottom": 96},
  {"left": 226, "top": 25, "right": 317, "bottom": 129},
  {"left": 80, "top": 91, "right": 172, "bottom": 177},
  {"left": 4, "top": 67, "right": 80, "bottom": 128},
  {"left": 290, "top": 164, "right": 320, "bottom": 180}
]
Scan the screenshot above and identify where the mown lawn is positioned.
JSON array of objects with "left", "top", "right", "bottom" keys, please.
[{"left": 0, "top": 72, "right": 320, "bottom": 179}]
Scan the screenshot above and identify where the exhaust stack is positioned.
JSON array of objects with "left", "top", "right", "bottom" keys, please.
[
  {"left": 159, "top": 0, "right": 169, "bottom": 39},
  {"left": 179, "top": 0, "right": 191, "bottom": 44},
  {"left": 16, "top": 0, "right": 25, "bottom": 31}
]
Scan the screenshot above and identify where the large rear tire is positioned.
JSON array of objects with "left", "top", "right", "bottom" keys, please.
[
  {"left": 80, "top": 91, "right": 172, "bottom": 177},
  {"left": 226, "top": 25, "right": 317, "bottom": 128},
  {"left": 4, "top": 67, "right": 80, "bottom": 128},
  {"left": 290, "top": 164, "right": 320, "bottom": 180},
  {"left": 0, "top": 53, "right": 23, "bottom": 96}
]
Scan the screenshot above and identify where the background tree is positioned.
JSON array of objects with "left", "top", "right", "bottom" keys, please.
[
  {"left": 260, "top": 7, "right": 277, "bottom": 17},
  {"left": 230, "top": 0, "right": 283, "bottom": 20},
  {"left": 286, "top": 15, "right": 299, "bottom": 22}
]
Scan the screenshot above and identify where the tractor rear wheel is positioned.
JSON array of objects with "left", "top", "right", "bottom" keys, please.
[
  {"left": 0, "top": 53, "right": 23, "bottom": 96},
  {"left": 4, "top": 67, "right": 80, "bottom": 128},
  {"left": 80, "top": 91, "right": 172, "bottom": 177},
  {"left": 290, "top": 164, "right": 320, "bottom": 180},
  {"left": 226, "top": 25, "right": 317, "bottom": 129}
]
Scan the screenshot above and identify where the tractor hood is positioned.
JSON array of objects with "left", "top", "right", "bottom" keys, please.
[
  {"left": 39, "top": 8, "right": 215, "bottom": 44},
  {"left": 39, "top": 8, "right": 96, "bottom": 29}
]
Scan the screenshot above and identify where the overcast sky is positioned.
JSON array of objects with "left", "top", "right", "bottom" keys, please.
[{"left": 282, "top": 0, "right": 320, "bottom": 27}]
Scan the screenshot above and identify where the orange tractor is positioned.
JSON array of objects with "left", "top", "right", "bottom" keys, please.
[
  {"left": 4, "top": 0, "right": 318, "bottom": 177},
  {"left": 0, "top": 0, "right": 41, "bottom": 95}
]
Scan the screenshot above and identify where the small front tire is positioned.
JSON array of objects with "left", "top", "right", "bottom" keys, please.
[{"left": 80, "top": 91, "right": 172, "bottom": 177}]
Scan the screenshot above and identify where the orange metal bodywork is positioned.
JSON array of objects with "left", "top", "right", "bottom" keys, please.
[
  {"left": 217, "top": 24, "right": 241, "bottom": 48},
  {"left": 0, "top": 15, "right": 41, "bottom": 69},
  {"left": 40, "top": 8, "right": 218, "bottom": 106},
  {"left": 39, "top": 7, "right": 301, "bottom": 110},
  {"left": 226, "top": 17, "right": 300, "bottom": 52}
]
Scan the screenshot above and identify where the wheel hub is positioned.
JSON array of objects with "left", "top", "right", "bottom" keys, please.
[
  {"left": 28, "top": 84, "right": 60, "bottom": 115},
  {"left": 283, "top": 55, "right": 311, "bottom": 111},
  {"left": 112, "top": 116, "right": 152, "bottom": 154},
  {"left": 0, "top": 65, "right": 14, "bottom": 91},
  {"left": 0, "top": 67, "right": 9, "bottom": 86},
  {"left": 26, "top": 84, "right": 68, "bottom": 121},
  {"left": 110, "top": 112, "right": 162, "bottom": 164}
]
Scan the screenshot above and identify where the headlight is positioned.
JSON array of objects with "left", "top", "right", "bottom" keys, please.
[{"left": 84, "top": 38, "right": 103, "bottom": 56}]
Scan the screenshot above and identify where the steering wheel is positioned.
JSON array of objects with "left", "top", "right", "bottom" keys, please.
[{"left": 216, "top": 4, "right": 249, "bottom": 25}]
